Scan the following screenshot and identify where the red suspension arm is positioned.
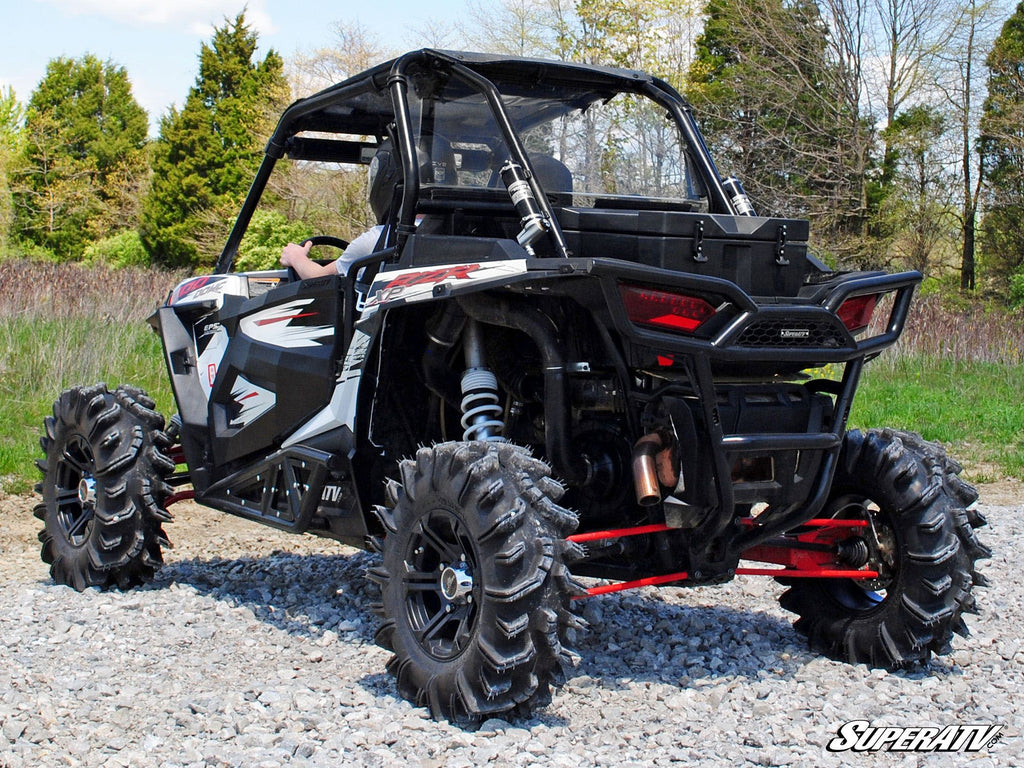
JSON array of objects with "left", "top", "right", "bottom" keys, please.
[{"left": 567, "top": 518, "right": 877, "bottom": 599}]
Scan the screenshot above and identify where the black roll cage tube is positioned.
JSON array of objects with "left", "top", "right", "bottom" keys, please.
[
  {"left": 385, "top": 52, "right": 571, "bottom": 259},
  {"left": 215, "top": 71, "right": 390, "bottom": 275}
]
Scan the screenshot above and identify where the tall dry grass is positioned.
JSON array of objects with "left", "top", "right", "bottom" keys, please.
[
  {"left": 0, "top": 260, "right": 187, "bottom": 399},
  {"left": 0, "top": 260, "right": 188, "bottom": 491},
  {"left": 0, "top": 259, "right": 186, "bottom": 322},
  {"left": 878, "top": 293, "right": 1024, "bottom": 366}
]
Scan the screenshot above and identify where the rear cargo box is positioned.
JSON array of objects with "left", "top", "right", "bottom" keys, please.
[{"left": 556, "top": 208, "right": 809, "bottom": 297}]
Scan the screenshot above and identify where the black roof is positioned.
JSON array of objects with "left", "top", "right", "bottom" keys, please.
[{"left": 269, "top": 49, "right": 679, "bottom": 149}]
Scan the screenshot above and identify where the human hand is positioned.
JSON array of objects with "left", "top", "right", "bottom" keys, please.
[{"left": 281, "top": 241, "right": 313, "bottom": 268}]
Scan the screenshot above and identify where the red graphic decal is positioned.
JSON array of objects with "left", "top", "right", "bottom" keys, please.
[
  {"left": 172, "top": 276, "right": 213, "bottom": 303},
  {"left": 385, "top": 265, "right": 481, "bottom": 290},
  {"left": 238, "top": 392, "right": 259, "bottom": 401},
  {"left": 207, "top": 363, "right": 217, "bottom": 387},
  {"left": 254, "top": 311, "right": 318, "bottom": 327}
]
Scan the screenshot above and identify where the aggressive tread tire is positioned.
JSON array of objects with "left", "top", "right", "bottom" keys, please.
[
  {"left": 368, "top": 441, "right": 584, "bottom": 722},
  {"left": 779, "top": 428, "right": 988, "bottom": 667},
  {"left": 35, "top": 384, "right": 174, "bottom": 591}
]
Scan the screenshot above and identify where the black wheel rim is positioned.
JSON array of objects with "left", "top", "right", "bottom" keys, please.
[
  {"left": 54, "top": 434, "right": 96, "bottom": 547},
  {"left": 402, "top": 508, "right": 480, "bottom": 661},
  {"left": 826, "top": 494, "right": 898, "bottom": 611}
]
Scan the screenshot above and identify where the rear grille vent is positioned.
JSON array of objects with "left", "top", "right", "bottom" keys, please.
[{"left": 735, "top": 318, "right": 847, "bottom": 348}]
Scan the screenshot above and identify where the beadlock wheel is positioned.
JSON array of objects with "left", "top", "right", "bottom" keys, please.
[{"left": 402, "top": 508, "right": 481, "bottom": 662}]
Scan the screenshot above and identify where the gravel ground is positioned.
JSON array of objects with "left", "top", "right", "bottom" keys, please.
[{"left": 1, "top": 482, "right": 1021, "bottom": 768}]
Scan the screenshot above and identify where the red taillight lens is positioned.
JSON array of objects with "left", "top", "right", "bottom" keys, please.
[
  {"left": 837, "top": 294, "right": 879, "bottom": 333},
  {"left": 620, "top": 284, "right": 716, "bottom": 333}
]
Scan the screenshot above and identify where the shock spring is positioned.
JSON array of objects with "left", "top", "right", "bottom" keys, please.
[{"left": 460, "top": 369, "right": 504, "bottom": 441}]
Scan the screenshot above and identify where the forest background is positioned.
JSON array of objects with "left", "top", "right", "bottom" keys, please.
[
  {"left": 7, "top": 0, "right": 1024, "bottom": 299},
  {"left": 1, "top": 0, "right": 1023, "bottom": 489}
]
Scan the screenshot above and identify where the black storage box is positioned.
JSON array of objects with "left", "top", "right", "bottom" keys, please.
[{"left": 556, "top": 208, "right": 809, "bottom": 297}]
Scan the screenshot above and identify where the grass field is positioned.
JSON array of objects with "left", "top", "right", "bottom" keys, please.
[
  {"left": 852, "top": 356, "right": 1024, "bottom": 482},
  {"left": 1, "top": 259, "right": 1021, "bottom": 493},
  {"left": 0, "top": 261, "right": 180, "bottom": 493}
]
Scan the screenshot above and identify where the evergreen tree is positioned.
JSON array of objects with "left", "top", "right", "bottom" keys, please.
[
  {"left": 13, "top": 56, "right": 148, "bottom": 259},
  {"left": 0, "top": 86, "right": 24, "bottom": 255},
  {"left": 980, "top": 1, "right": 1024, "bottom": 294},
  {"left": 141, "top": 12, "right": 288, "bottom": 269}
]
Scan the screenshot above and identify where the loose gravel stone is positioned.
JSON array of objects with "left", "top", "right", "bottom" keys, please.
[{"left": 0, "top": 490, "right": 1020, "bottom": 767}]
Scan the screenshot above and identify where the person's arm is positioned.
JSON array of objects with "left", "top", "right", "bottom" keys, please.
[{"left": 281, "top": 241, "right": 337, "bottom": 279}]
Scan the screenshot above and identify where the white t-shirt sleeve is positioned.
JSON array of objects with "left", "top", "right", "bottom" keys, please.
[{"left": 336, "top": 225, "right": 386, "bottom": 276}]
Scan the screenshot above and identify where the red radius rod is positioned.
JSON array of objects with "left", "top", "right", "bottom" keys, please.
[{"left": 567, "top": 519, "right": 878, "bottom": 599}]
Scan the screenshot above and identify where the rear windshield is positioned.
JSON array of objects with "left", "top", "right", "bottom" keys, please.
[{"left": 406, "top": 73, "right": 706, "bottom": 209}]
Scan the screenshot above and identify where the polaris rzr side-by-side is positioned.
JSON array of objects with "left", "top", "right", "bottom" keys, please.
[{"left": 35, "top": 50, "right": 989, "bottom": 722}]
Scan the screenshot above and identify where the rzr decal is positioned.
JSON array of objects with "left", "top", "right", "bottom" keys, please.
[
  {"left": 362, "top": 261, "right": 529, "bottom": 311},
  {"left": 239, "top": 299, "right": 333, "bottom": 348},
  {"left": 229, "top": 376, "right": 275, "bottom": 428},
  {"left": 168, "top": 274, "right": 249, "bottom": 308}
]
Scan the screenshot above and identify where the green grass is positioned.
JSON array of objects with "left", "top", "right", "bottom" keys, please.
[
  {"left": 852, "top": 355, "right": 1024, "bottom": 482},
  {"left": 0, "top": 317, "right": 174, "bottom": 494}
]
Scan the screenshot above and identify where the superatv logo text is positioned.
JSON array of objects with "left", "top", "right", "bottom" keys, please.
[{"left": 826, "top": 720, "right": 1002, "bottom": 753}]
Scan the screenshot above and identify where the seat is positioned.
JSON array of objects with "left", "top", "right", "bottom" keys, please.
[{"left": 528, "top": 153, "right": 573, "bottom": 197}]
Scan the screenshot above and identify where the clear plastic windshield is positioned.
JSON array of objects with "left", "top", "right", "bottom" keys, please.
[{"left": 406, "top": 76, "right": 706, "bottom": 209}]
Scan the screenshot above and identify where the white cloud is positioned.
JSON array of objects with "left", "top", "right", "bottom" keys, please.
[{"left": 40, "top": 0, "right": 276, "bottom": 37}]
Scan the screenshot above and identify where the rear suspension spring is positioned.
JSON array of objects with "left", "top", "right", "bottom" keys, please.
[
  {"left": 460, "top": 318, "right": 504, "bottom": 441},
  {"left": 460, "top": 369, "right": 504, "bottom": 441}
]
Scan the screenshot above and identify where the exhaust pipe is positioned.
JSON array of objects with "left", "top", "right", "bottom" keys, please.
[
  {"left": 633, "top": 434, "right": 663, "bottom": 506},
  {"left": 632, "top": 432, "right": 680, "bottom": 506}
]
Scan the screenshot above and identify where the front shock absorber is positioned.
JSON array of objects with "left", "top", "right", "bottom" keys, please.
[{"left": 460, "top": 319, "right": 504, "bottom": 441}]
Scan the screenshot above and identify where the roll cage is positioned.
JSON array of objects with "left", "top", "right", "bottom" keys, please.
[{"left": 215, "top": 48, "right": 738, "bottom": 275}]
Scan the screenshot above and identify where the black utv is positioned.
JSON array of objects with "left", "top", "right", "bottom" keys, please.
[{"left": 35, "top": 49, "right": 989, "bottom": 722}]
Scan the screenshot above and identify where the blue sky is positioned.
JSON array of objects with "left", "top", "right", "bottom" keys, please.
[{"left": 1, "top": 0, "right": 469, "bottom": 133}]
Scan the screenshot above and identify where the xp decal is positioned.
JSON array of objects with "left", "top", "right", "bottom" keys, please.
[{"left": 361, "top": 260, "right": 528, "bottom": 310}]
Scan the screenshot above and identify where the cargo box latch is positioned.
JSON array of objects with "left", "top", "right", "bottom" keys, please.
[
  {"left": 692, "top": 219, "right": 707, "bottom": 263},
  {"left": 775, "top": 224, "right": 789, "bottom": 266}
]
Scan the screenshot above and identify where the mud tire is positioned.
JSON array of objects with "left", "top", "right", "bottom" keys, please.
[
  {"left": 779, "top": 429, "right": 989, "bottom": 667},
  {"left": 369, "top": 441, "right": 584, "bottom": 722},
  {"left": 35, "top": 384, "right": 174, "bottom": 591}
]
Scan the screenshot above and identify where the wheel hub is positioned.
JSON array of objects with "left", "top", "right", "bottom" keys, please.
[
  {"left": 77, "top": 476, "right": 96, "bottom": 507},
  {"left": 440, "top": 563, "right": 474, "bottom": 603},
  {"left": 862, "top": 523, "right": 897, "bottom": 592}
]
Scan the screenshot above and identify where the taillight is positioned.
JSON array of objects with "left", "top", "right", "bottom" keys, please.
[
  {"left": 620, "top": 284, "right": 716, "bottom": 333},
  {"left": 837, "top": 294, "right": 879, "bottom": 333}
]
